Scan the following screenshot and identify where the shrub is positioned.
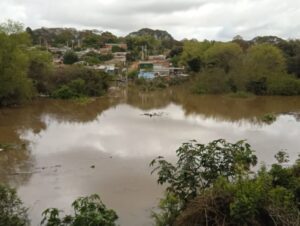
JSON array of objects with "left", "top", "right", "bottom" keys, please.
[
  {"left": 261, "top": 113, "right": 277, "bottom": 124},
  {"left": 193, "top": 69, "right": 231, "bottom": 94},
  {"left": 51, "top": 85, "right": 76, "bottom": 99},
  {"left": 47, "top": 66, "right": 109, "bottom": 99},
  {"left": 228, "top": 91, "right": 254, "bottom": 98},
  {"left": 127, "top": 70, "right": 138, "bottom": 80},
  {"left": 41, "top": 194, "right": 118, "bottom": 226},
  {"left": 0, "top": 184, "right": 29, "bottom": 226},
  {"left": 151, "top": 140, "right": 300, "bottom": 226},
  {"left": 267, "top": 75, "right": 300, "bottom": 95},
  {"left": 81, "top": 52, "right": 113, "bottom": 65},
  {"left": 151, "top": 139, "right": 257, "bottom": 202},
  {"left": 63, "top": 51, "right": 79, "bottom": 65},
  {"left": 68, "top": 79, "right": 86, "bottom": 95},
  {"left": 135, "top": 77, "right": 168, "bottom": 91},
  {"left": 246, "top": 77, "right": 268, "bottom": 95}
]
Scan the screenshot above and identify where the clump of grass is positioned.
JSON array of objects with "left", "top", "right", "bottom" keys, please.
[
  {"left": 261, "top": 113, "right": 277, "bottom": 124},
  {"left": 0, "top": 143, "right": 13, "bottom": 152},
  {"left": 72, "top": 96, "right": 94, "bottom": 105}
]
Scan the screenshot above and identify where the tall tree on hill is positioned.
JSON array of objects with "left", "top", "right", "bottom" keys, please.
[{"left": 0, "top": 20, "right": 34, "bottom": 106}]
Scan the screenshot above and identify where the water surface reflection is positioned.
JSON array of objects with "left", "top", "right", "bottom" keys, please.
[{"left": 0, "top": 88, "right": 300, "bottom": 226}]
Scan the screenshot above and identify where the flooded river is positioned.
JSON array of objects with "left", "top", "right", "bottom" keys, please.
[{"left": 1, "top": 87, "right": 300, "bottom": 226}]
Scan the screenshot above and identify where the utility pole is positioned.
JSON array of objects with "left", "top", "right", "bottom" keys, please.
[{"left": 141, "top": 46, "right": 144, "bottom": 60}]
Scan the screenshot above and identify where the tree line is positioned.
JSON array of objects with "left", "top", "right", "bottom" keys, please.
[
  {"left": 172, "top": 36, "right": 300, "bottom": 95},
  {"left": 0, "top": 21, "right": 109, "bottom": 107},
  {"left": 2, "top": 19, "right": 300, "bottom": 107}
]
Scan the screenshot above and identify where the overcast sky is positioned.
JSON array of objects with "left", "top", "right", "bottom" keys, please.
[{"left": 1, "top": 0, "right": 300, "bottom": 40}]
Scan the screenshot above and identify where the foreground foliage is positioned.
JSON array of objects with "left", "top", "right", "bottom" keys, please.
[
  {"left": 151, "top": 139, "right": 300, "bottom": 226},
  {"left": 41, "top": 194, "right": 118, "bottom": 226},
  {"left": 0, "top": 184, "right": 29, "bottom": 226}
]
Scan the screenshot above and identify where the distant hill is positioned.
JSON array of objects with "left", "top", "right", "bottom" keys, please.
[
  {"left": 27, "top": 27, "right": 117, "bottom": 47},
  {"left": 127, "top": 28, "right": 174, "bottom": 41}
]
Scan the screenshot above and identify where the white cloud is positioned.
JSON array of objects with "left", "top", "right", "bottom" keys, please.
[{"left": 1, "top": 0, "right": 300, "bottom": 40}]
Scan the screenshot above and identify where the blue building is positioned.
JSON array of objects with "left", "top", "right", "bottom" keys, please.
[{"left": 138, "top": 71, "right": 155, "bottom": 79}]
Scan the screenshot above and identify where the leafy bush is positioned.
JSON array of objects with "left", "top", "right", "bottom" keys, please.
[
  {"left": 127, "top": 70, "right": 138, "bottom": 80},
  {"left": 167, "top": 77, "right": 188, "bottom": 86},
  {"left": 63, "top": 51, "right": 79, "bottom": 65},
  {"left": 68, "top": 79, "right": 86, "bottom": 95},
  {"left": 151, "top": 140, "right": 300, "bottom": 226},
  {"left": 0, "top": 184, "right": 29, "bottom": 226},
  {"left": 0, "top": 21, "right": 34, "bottom": 106},
  {"left": 151, "top": 139, "right": 257, "bottom": 202},
  {"left": 111, "top": 46, "right": 125, "bottom": 53},
  {"left": 193, "top": 69, "right": 231, "bottom": 94},
  {"left": 267, "top": 75, "right": 300, "bottom": 95},
  {"left": 261, "top": 113, "right": 277, "bottom": 124},
  {"left": 135, "top": 77, "right": 168, "bottom": 91},
  {"left": 81, "top": 52, "right": 113, "bottom": 65},
  {"left": 47, "top": 66, "right": 109, "bottom": 99},
  {"left": 41, "top": 194, "right": 118, "bottom": 226},
  {"left": 246, "top": 77, "right": 268, "bottom": 95},
  {"left": 51, "top": 85, "right": 77, "bottom": 99}
]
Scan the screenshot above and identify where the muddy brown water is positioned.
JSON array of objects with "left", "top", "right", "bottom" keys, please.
[{"left": 1, "top": 87, "right": 300, "bottom": 226}]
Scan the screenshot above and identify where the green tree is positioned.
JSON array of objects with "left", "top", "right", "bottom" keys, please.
[
  {"left": 180, "top": 40, "right": 212, "bottom": 72},
  {"left": 48, "top": 66, "right": 109, "bottom": 99},
  {"left": 126, "top": 35, "right": 162, "bottom": 59},
  {"left": 204, "top": 42, "right": 242, "bottom": 73},
  {"left": 244, "top": 44, "right": 286, "bottom": 76},
  {"left": 28, "top": 49, "right": 53, "bottom": 93},
  {"left": 229, "top": 44, "right": 287, "bottom": 95},
  {"left": 0, "top": 20, "right": 34, "bottom": 106}
]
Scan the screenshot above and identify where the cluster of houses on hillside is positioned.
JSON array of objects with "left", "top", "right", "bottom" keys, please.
[
  {"left": 137, "top": 55, "right": 186, "bottom": 79},
  {"left": 49, "top": 43, "right": 128, "bottom": 75},
  {"left": 48, "top": 43, "right": 187, "bottom": 79}
]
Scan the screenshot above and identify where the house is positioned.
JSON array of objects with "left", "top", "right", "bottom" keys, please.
[
  {"left": 112, "top": 52, "right": 127, "bottom": 65},
  {"left": 106, "top": 64, "right": 118, "bottom": 75},
  {"left": 137, "top": 61, "right": 186, "bottom": 79},
  {"left": 139, "top": 61, "right": 154, "bottom": 70},
  {"left": 99, "top": 47, "right": 112, "bottom": 55},
  {"left": 48, "top": 46, "right": 71, "bottom": 55},
  {"left": 169, "top": 67, "right": 186, "bottom": 77},
  {"left": 153, "top": 65, "right": 169, "bottom": 77},
  {"left": 92, "top": 64, "right": 119, "bottom": 75},
  {"left": 76, "top": 48, "right": 99, "bottom": 58},
  {"left": 105, "top": 43, "right": 128, "bottom": 51},
  {"left": 138, "top": 71, "right": 155, "bottom": 79},
  {"left": 148, "top": 55, "right": 166, "bottom": 61}
]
